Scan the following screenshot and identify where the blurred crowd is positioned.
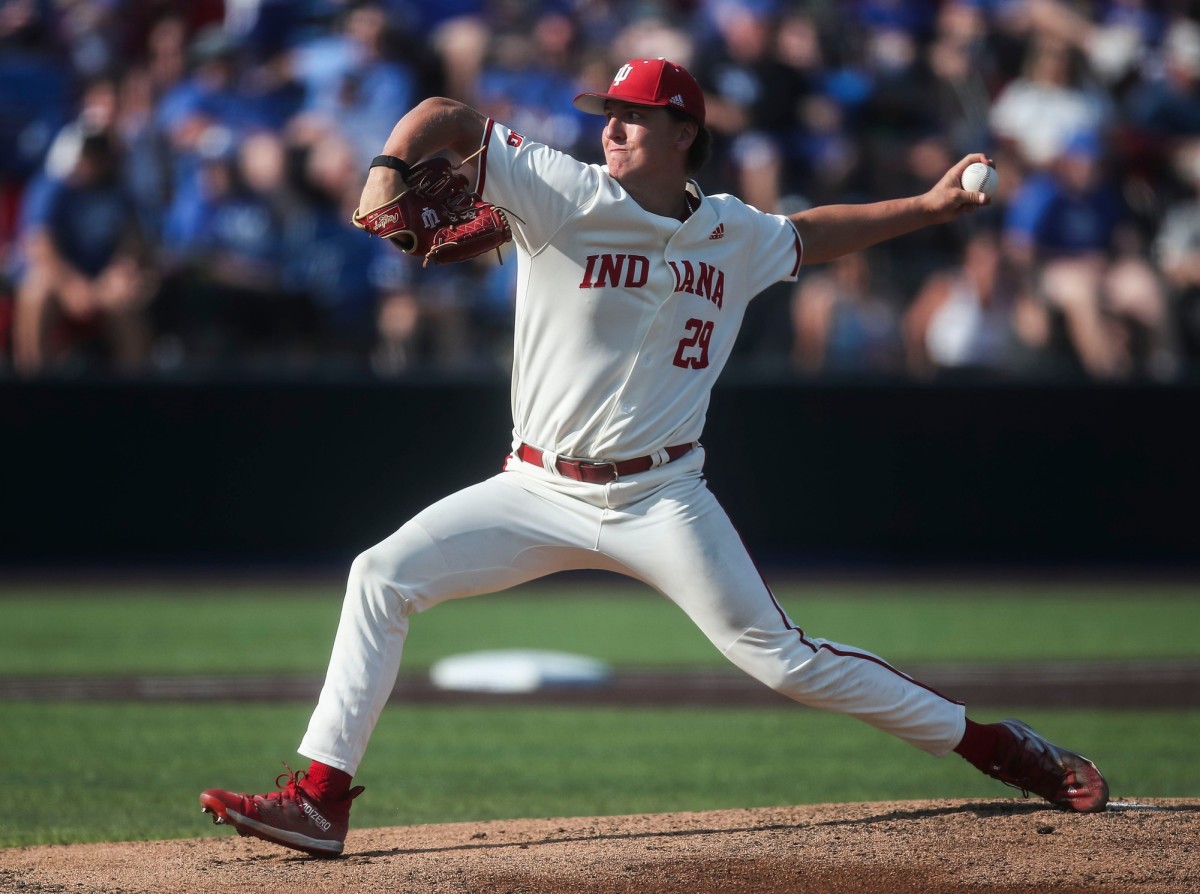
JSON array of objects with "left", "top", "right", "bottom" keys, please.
[{"left": 1, "top": 0, "right": 1199, "bottom": 381}]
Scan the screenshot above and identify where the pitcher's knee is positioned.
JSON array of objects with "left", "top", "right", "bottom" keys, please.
[
  {"left": 344, "top": 546, "right": 410, "bottom": 615},
  {"left": 723, "top": 639, "right": 804, "bottom": 693},
  {"left": 755, "top": 663, "right": 795, "bottom": 694},
  {"left": 348, "top": 546, "right": 386, "bottom": 590}
]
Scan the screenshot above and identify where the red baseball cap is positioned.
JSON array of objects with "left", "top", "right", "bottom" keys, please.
[{"left": 574, "top": 58, "right": 706, "bottom": 125}]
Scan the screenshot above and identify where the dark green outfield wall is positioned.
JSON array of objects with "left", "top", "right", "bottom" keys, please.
[{"left": 3, "top": 379, "right": 1197, "bottom": 571}]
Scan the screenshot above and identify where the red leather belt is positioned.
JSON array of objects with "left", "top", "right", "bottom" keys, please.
[{"left": 515, "top": 442, "right": 694, "bottom": 484}]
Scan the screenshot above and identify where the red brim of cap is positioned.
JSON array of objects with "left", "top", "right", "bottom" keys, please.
[{"left": 572, "top": 92, "right": 699, "bottom": 120}]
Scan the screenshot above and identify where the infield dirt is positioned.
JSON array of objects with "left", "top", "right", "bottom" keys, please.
[{"left": 4, "top": 798, "right": 1198, "bottom": 893}]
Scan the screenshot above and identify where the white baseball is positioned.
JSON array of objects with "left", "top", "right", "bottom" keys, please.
[{"left": 961, "top": 162, "right": 998, "bottom": 195}]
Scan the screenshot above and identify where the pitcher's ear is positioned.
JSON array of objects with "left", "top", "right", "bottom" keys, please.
[{"left": 677, "top": 120, "right": 698, "bottom": 151}]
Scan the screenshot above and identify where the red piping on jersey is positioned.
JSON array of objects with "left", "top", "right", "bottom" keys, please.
[
  {"left": 789, "top": 224, "right": 803, "bottom": 278},
  {"left": 713, "top": 489, "right": 962, "bottom": 708},
  {"left": 477, "top": 118, "right": 496, "bottom": 198}
]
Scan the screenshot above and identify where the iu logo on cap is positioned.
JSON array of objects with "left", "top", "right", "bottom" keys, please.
[{"left": 612, "top": 63, "right": 633, "bottom": 86}]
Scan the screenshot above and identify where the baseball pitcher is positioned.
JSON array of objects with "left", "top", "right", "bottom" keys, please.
[{"left": 201, "top": 58, "right": 1108, "bottom": 858}]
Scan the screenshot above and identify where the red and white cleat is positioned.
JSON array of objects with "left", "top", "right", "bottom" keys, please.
[
  {"left": 986, "top": 719, "right": 1109, "bottom": 813},
  {"left": 200, "top": 764, "right": 364, "bottom": 857}
]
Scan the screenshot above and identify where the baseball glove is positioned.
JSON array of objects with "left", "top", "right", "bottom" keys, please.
[{"left": 351, "top": 157, "right": 512, "bottom": 266}]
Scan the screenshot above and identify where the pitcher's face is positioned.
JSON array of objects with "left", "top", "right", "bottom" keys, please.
[{"left": 602, "top": 102, "right": 692, "bottom": 188}]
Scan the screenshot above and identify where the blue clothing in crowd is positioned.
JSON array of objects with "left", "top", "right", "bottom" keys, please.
[
  {"left": 1005, "top": 172, "right": 1123, "bottom": 259},
  {"left": 42, "top": 177, "right": 139, "bottom": 276}
]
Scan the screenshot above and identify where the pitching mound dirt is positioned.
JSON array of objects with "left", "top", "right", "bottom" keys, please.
[{"left": 4, "top": 798, "right": 1197, "bottom": 893}]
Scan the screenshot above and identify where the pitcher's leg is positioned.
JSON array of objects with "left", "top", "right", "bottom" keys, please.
[
  {"left": 299, "top": 521, "right": 430, "bottom": 775},
  {"left": 301, "top": 473, "right": 603, "bottom": 774},
  {"left": 720, "top": 615, "right": 965, "bottom": 755},
  {"left": 603, "top": 477, "right": 964, "bottom": 755}
]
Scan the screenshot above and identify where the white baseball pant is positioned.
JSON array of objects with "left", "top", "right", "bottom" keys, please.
[{"left": 300, "top": 448, "right": 966, "bottom": 775}]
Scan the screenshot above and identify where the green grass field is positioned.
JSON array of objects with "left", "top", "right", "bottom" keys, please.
[
  {"left": 4, "top": 577, "right": 1200, "bottom": 675},
  {"left": 2, "top": 577, "right": 1198, "bottom": 848}
]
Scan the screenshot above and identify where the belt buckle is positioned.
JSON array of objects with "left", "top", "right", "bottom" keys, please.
[{"left": 579, "top": 459, "right": 620, "bottom": 483}]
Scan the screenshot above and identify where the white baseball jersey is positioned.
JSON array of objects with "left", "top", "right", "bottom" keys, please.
[{"left": 476, "top": 121, "right": 803, "bottom": 461}]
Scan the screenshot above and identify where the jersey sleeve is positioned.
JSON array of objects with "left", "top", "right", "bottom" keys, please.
[
  {"left": 726, "top": 198, "right": 804, "bottom": 297},
  {"left": 474, "top": 120, "right": 601, "bottom": 254}
]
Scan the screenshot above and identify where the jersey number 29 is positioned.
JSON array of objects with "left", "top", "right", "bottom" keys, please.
[{"left": 673, "top": 318, "right": 714, "bottom": 369}]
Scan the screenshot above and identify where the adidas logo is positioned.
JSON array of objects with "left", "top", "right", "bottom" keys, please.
[
  {"left": 708, "top": 224, "right": 724, "bottom": 240},
  {"left": 669, "top": 94, "right": 686, "bottom": 108}
]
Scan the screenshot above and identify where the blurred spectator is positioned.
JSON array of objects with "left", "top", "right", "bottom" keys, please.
[
  {"left": 158, "top": 25, "right": 276, "bottom": 146},
  {"left": 1126, "top": 16, "right": 1200, "bottom": 139},
  {"left": 920, "top": 2, "right": 994, "bottom": 159},
  {"left": 904, "top": 227, "right": 1034, "bottom": 379},
  {"left": 1019, "top": 0, "right": 1160, "bottom": 88},
  {"left": 289, "top": 2, "right": 423, "bottom": 168},
  {"left": 1003, "top": 129, "right": 1174, "bottom": 379},
  {"left": 372, "top": 237, "right": 519, "bottom": 376},
  {"left": 790, "top": 250, "right": 904, "bottom": 377},
  {"left": 11, "top": 70, "right": 124, "bottom": 265},
  {"left": 285, "top": 127, "right": 415, "bottom": 367},
  {"left": 12, "top": 128, "right": 154, "bottom": 374},
  {"left": 431, "top": 15, "right": 490, "bottom": 106},
  {"left": 55, "top": 0, "right": 124, "bottom": 79},
  {"left": 114, "top": 64, "right": 173, "bottom": 239},
  {"left": 989, "top": 33, "right": 1114, "bottom": 174},
  {"left": 693, "top": 0, "right": 809, "bottom": 211},
  {"left": 859, "top": 4, "right": 997, "bottom": 296},
  {"left": 154, "top": 129, "right": 314, "bottom": 369},
  {"left": 1155, "top": 139, "right": 1200, "bottom": 364},
  {"left": 474, "top": 14, "right": 591, "bottom": 159},
  {"left": 142, "top": 13, "right": 190, "bottom": 98},
  {"left": 0, "top": 0, "right": 73, "bottom": 269},
  {"left": 156, "top": 25, "right": 276, "bottom": 260},
  {"left": 786, "top": 13, "right": 873, "bottom": 208}
]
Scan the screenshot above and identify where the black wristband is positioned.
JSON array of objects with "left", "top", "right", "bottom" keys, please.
[{"left": 370, "top": 155, "right": 412, "bottom": 178}]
